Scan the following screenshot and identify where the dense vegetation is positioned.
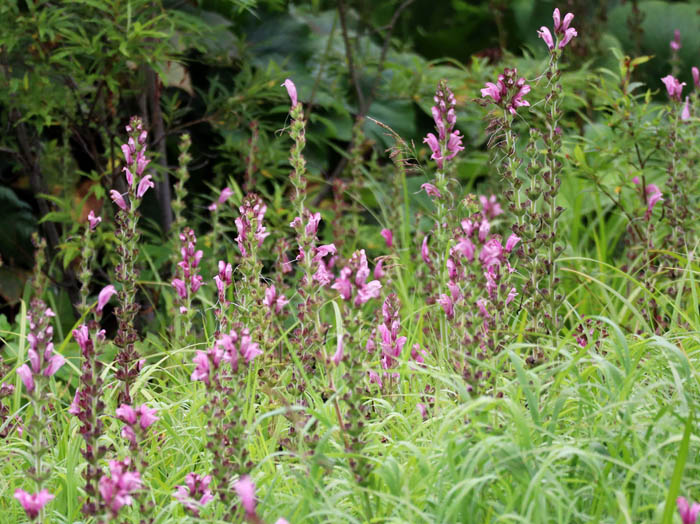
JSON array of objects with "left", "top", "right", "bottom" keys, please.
[{"left": 1, "top": 1, "right": 699, "bottom": 522}]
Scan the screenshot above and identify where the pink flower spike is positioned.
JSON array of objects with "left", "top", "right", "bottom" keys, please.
[
  {"left": 693, "top": 67, "right": 700, "bottom": 88},
  {"left": 538, "top": 26, "right": 554, "bottom": 50},
  {"left": 110, "top": 190, "right": 128, "bottom": 211},
  {"left": 87, "top": 210, "right": 102, "bottom": 231},
  {"left": 234, "top": 475, "right": 257, "bottom": 517},
  {"left": 97, "top": 285, "right": 117, "bottom": 313},
  {"left": 661, "top": 75, "right": 686, "bottom": 101},
  {"left": 14, "top": 489, "right": 54, "bottom": 519},
  {"left": 282, "top": 78, "right": 298, "bottom": 108},
  {"left": 380, "top": 228, "right": 393, "bottom": 248},
  {"left": 677, "top": 497, "right": 700, "bottom": 524},
  {"left": 136, "top": 174, "right": 154, "bottom": 198},
  {"left": 17, "top": 364, "right": 34, "bottom": 392}
]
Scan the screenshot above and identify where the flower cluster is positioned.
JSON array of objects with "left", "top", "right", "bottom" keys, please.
[
  {"left": 480, "top": 68, "right": 531, "bottom": 115},
  {"left": 366, "top": 294, "right": 407, "bottom": 386},
  {"left": 192, "top": 328, "right": 262, "bottom": 387},
  {"left": 110, "top": 119, "right": 153, "bottom": 211},
  {"left": 662, "top": 75, "right": 686, "bottom": 101},
  {"left": 235, "top": 193, "right": 270, "bottom": 258},
  {"left": 263, "top": 284, "right": 289, "bottom": 315},
  {"left": 423, "top": 81, "right": 464, "bottom": 170},
  {"left": 537, "top": 8, "right": 577, "bottom": 51},
  {"left": 172, "top": 227, "right": 204, "bottom": 314},
  {"left": 17, "top": 304, "right": 64, "bottom": 393},
  {"left": 174, "top": 473, "right": 214, "bottom": 517},
  {"left": 14, "top": 489, "right": 54, "bottom": 521},
  {"left": 208, "top": 186, "right": 233, "bottom": 212},
  {"left": 115, "top": 403, "right": 158, "bottom": 447},
  {"left": 99, "top": 458, "right": 142, "bottom": 516},
  {"left": 331, "top": 249, "right": 382, "bottom": 307}
]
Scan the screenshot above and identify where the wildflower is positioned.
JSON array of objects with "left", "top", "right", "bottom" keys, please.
[
  {"left": 644, "top": 184, "right": 663, "bottom": 220},
  {"left": 99, "top": 459, "right": 142, "bottom": 515},
  {"left": 677, "top": 497, "right": 700, "bottom": 524},
  {"left": 479, "top": 238, "right": 504, "bottom": 269},
  {"left": 453, "top": 237, "right": 475, "bottom": 261},
  {"left": 97, "top": 284, "right": 117, "bottom": 313},
  {"left": 682, "top": 97, "right": 691, "bottom": 120},
  {"left": 377, "top": 294, "right": 407, "bottom": 369},
  {"left": 421, "top": 183, "right": 442, "bottom": 198},
  {"left": 481, "top": 69, "right": 530, "bottom": 115},
  {"left": 421, "top": 236, "right": 431, "bottom": 265},
  {"left": 87, "top": 210, "right": 102, "bottom": 231},
  {"left": 479, "top": 195, "right": 503, "bottom": 218},
  {"left": 14, "top": 489, "right": 54, "bottom": 520},
  {"left": 282, "top": 78, "right": 298, "bottom": 108},
  {"left": 380, "top": 228, "right": 393, "bottom": 248},
  {"left": 234, "top": 475, "right": 257, "bottom": 518},
  {"left": 110, "top": 190, "right": 128, "bottom": 211},
  {"left": 235, "top": 194, "right": 270, "bottom": 256},
  {"left": 438, "top": 293, "right": 454, "bottom": 319},
  {"left": 670, "top": 29, "right": 682, "bottom": 51},
  {"left": 208, "top": 187, "right": 234, "bottom": 212},
  {"left": 136, "top": 174, "right": 154, "bottom": 199},
  {"left": 661, "top": 75, "right": 686, "bottom": 101},
  {"left": 540, "top": 8, "right": 577, "bottom": 50},
  {"left": 693, "top": 67, "right": 699, "bottom": 88},
  {"left": 552, "top": 8, "right": 574, "bottom": 34},
  {"left": 424, "top": 81, "right": 464, "bottom": 169},
  {"left": 116, "top": 403, "right": 158, "bottom": 445},
  {"left": 506, "top": 287, "right": 518, "bottom": 305},
  {"left": 538, "top": 26, "right": 554, "bottom": 50},
  {"left": 331, "top": 336, "right": 344, "bottom": 365},
  {"left": 263, "top": 285, "right": 289, "bottom": 314},
  {"left": 174, "top": 473, "right": 214, "bottom": 517},
  {"left": 505, "top": 234, "right": 521, "bottom": 253}
]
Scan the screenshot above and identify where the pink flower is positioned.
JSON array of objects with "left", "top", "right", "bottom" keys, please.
[
  {"left": 421, "top": 236, "right": 430, "bottom": 265},
  {"left": 97, "top": 284, "right": 117, "bottom": 313},
  {"left": 380, "top": 228, "right": 393, "bottom": 248},
  {"left": 480, "top": 81, "right": 503, "bottom": 103},
  {"left": 374, "top": 259, "right": 385, "bottom": 279},
  {"left": 693, "top": 67, "right": 700, "bottom": 88},
  {"left": 99, "top": 459, "right": 142, "bottom": 514},
  {"left": 368, "top": 370, "right": 383, "bottom": 387},
  {"left": 479, "top": 238, "right": 504, "bottom": 269},
  {"left": 662, "top": 75, "right": 686, "bottom": 101},
  {"left": 417, "top": 403, "right": 428, "bottom": 419},
  {"left": 506, "top": 287, "right": 518, "bottom": 305},
  {"left": 44, "top": 353, "right": 65, "bottom": 376},
  {"left": 479, "top": 195, "right": 503, "bottom": 218},
  {"left": 454, "top": 237, "right": 475, "bottom": 261},
  {"left": 682, "top": 97, "right": 691, "bottom": 120},
  {"left": 677, "top": 497, "right": 700, "bottom": 524},
  {"left": 234, "top": 475, "right": 257, "bottom": 517},
  {"left": 172, "top": 278, "right": 187, "bottom": 299},
  {"left": 438, "top": 293, "right": 454, "bottom": 319},
  {"left": 510, "top": 79, "right": 531, "bottom": 113},
  {"left": 123, "top": 167, "right": 134, "bottom": 187},
  {"left": 135, "top": 149, "right": 150, "bottom": 176},
  {"left": 14, "top": 489, "right": 54, "bottom": 520},
  {"left": 306, "top": 212, "right": 321, "bottom": 236},
  {"left": 17, "top": 364, "right": 35, "bottom": 392},
  {"left": 110, "top": 190, "right": 128, "bottom": 211},
  {"left": 208, "top": 187, "right": 233, "bottom": 211},
  {"left": 136, "top": 174, "right": 154, "bottom": 198},
  {"left": 174, "top": 473, "right": 214, "bottom": 517},
  {"left": 191, "top": 351, "right": 212, "bottom": 385},
  {"left": 559, "top": 27, "right": 578, "bottom": 49},
  {"left": 505, "top": 234, "right": 521, "bottom": 252},
  {"left": 87, "top": 210, "right": 102, "bottom": 230},
  {"left": 355, "top": 280, "right": 382, "bottom": 306},
  {"left": 421, "top": 183, "right": 442, "bottom": 198},
  {"left": 538, "top": 26, "right": 554, "bottom": 50},
  {"left": 423, "top": 133, "right": 442, "bottom": 168},
  {"left": 331, "top": 336, "right": 344, "bottom": 365},
  {"left": 670, "top": 29, "right": 682, "bottom": 51},
  {"left": 644, "top": 184, "right": 663, "bottom": 220},
  {"left": 478, "top": 219, "right": 490, "bottom": 242},
  {"left": 282, "top": 78, "right": 298, "bottom": 108}
]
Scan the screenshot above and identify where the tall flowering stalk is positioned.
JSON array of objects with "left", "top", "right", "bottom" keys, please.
[
  {"left": 282, "top": 79, "right": 307, "bottom": 220},
  {"left": 77, "top": 210, "right": 102, "bottom": 316},
  {"left": 172, "top": 227, "right": 204, "bottom": 339},
  {"left": 529, "top": 8, "right": 577, "bottom": 332},
  {"left": 171, "top": 133, "right": 192, "bottom": 274},
  {"left": 191, "top": 327, "right": 262, "bottom": 519},
  {"left": 14, "top": 236, "right": 64, "bottom": 521},
  {"left": 111, "top": 116, "right": 155, "bottom": 403}
]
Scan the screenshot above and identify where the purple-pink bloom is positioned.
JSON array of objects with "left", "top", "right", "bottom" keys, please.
[
  {"left": 110, "top": 190, "right": 128, "bottom": 211},
  {"left": 380, "top": 228, "right": 393, "bottom": 248},
  {"left": 234, "top": 475, "right": 257, "bottom": 517},
  {"left": 99, "top": 459, "right": 142, "bottom": 515},
  {"left": 682, "top": 97, "right": 691, "bottom": 120},
  {"left": 421, "top": 236, "right": 430, "bottom": 265},
  {"left": 478, "top": 219, "right": 490, "bottom": 242},
  {"left": 121, "top": 143, "right": 133, "bottom": 166},
  {"left": 87, "top": 210, "right": 102, "bottom": 231},
  {"left": 97, "top": 284, "right": 117, "bottom": 313},
  {"left": 421, "top": 183, "right": 442, "bottom": 198},
  {"left": 208, "top": 187, "right": 233, "bottom": 211},
  {"left": 479, "top": 238, "right": 504, "bottom": 269},
  {"left": 17, "top": 365, "right": 34, "bottom": 392},
  {"left": 644, "top": 184, "right": 663, "bottom": 220},
  {"left": 454, "top": 237, "right": 475, "bottom": 261},
  {"left": 356, "top": 280, "right": 382, "bottom": 306},
  {"left": 693, "top": 67, "right": 700, "bottom": 88},
  {"left": 677, "top": 497, "right": 700, "bottom": 524},
  {"left": 559, "top": 27, "right": 578, "bottom": 49},
  {"left": 174, "top": 473, "right": 214, "bottom": 517},
  {"left": 282, "top": 78, "right": 298, "bottom": 108},
  {"left": 480, "top": 81, "right": 503, "bottom": 103},
  {"left": 14, "top": 489, "right": 54, "bottom": 520},
  {"left": 506, "top": 287, "right": 518, "bottom": 305},
  {"left": 538, "top": 26, "right": 554, "bottom": 50},
  {"left": 136, "top": 174, "right": 154, "bottom": 198},
  {"left": 123, "top": 167, "right": 134, "bottom": 187},
  {"left": 479, "top": 195, "right": 503, "bottom": 218},
  {"left": 662, "top": 75, "right": 686, "bottom": 101},
  {"left": 172, "top": 278, "right": 187, "bottom": 299},
  {"left": 505, "top": 234, "right": 521, "bottom": 253},
  {"left": 331, "top": 337, "right": 344, "bottom": 365},
  {"left": 438, "top": 293, "right": 454, "bottom": 319},
  {"left": 670, "top": 29, "right": 682, "bottom": 51}
]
